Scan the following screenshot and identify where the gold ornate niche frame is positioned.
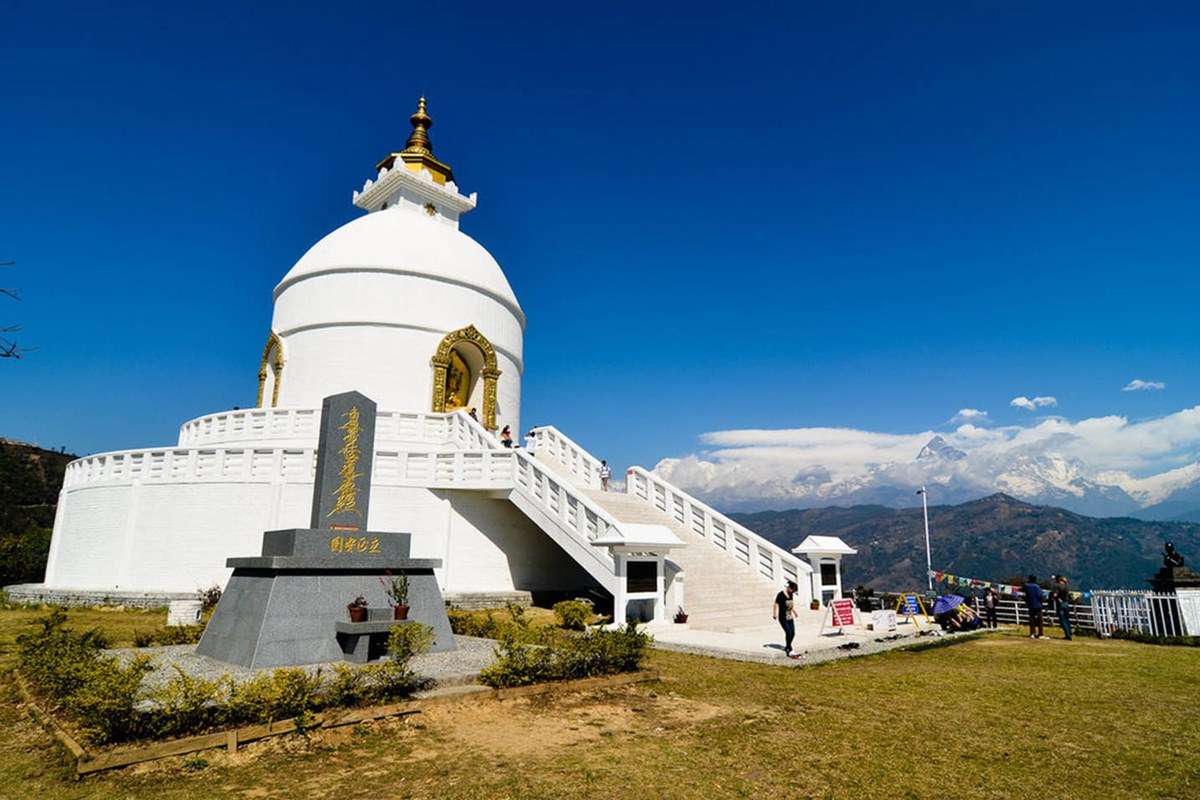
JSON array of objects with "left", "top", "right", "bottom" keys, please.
[
  {"left": 256, "top": 331, "right": 285, "bottom": 408},
  {"left": 431, "top": 324, "right": 501, "bottom": 430}
]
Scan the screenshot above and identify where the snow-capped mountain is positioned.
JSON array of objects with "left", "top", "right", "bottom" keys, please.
[{"left": 656, "top": 435, "right": 1200, "bottom": 518}]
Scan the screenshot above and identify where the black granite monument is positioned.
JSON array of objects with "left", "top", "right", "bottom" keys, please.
[{"left": 196, "top": 390, "right": 456, "bottom": 669}]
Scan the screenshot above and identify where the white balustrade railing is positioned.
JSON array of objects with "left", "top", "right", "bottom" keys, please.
[
  {"left": 626, "top": 466, "right": 809, "bottom": 588},
  {"left": 527, "top": 426, "right": 604, "bottom": 489},
  {"left": 177, "top": 408, "right": 496, "bottom": 449},
  {"left": 63, "top": 420, "right": 619, "bottom": 578}
]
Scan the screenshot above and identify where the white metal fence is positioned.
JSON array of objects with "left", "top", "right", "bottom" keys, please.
[{"left": 1091, "top": 590, "right": 1200, "bottom": 638}]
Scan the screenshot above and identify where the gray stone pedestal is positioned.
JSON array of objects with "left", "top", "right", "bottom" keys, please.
[{"left": 196, "top": 528, "right": 456, "bottom": 669}]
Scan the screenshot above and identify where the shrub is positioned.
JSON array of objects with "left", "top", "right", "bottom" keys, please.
[
  {"left": 17, "top": 609, "right": 153, "bottom": 744},
  {"left": 1109, "top": 629, "right": 1200, "bottom": 647},
  {"left": 17, "top": 611, "right": 434, "bottom": 745},
  {"left": 326, "top": 663, "right": 367, "bottom": 707},
  {"left": 197, "top": 584, "right": 222, "bottom": 611},
  {"left": 389, "top": 622, "right": 434, "bottom": 662},
  {"left": 553, "top": 599, "right": 593, "bottom": 631},
  {"left": 131, "top": 625, "right": 205, "bottom": 648},
  {"left": 479, "top": 622, "right": 651, "bottom": 689},
  {"left": 448, "top": 603, "right": 541, "bottom": 641},
  {"left": 147, "top": 667, "right": 230, "bottom": 738},
  {"left": 227, "top": 668, "right": 323, "bottom": 724}
]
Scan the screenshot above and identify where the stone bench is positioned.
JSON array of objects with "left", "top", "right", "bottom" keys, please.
[{"left": 334, "top": 618, "right": 414, "bottom": 663}]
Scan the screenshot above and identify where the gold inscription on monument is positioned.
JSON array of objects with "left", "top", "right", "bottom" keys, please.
[
  {"left": 328, "top": 536, "right": 381, "bottom": 554},
  {"left": 327, "top": 406, "right": 363, "bottom": 521}
]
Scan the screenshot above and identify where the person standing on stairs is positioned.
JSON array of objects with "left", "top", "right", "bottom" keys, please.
[
  {"left": 599, "top": 460, "right": 612, "bottom": 491},
  {"left": 773, "top": 581, "right": 799, "bottom": 658}
]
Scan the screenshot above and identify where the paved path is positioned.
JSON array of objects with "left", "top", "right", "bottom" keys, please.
[{"left": 647, "top": 620, "right": 987, "bottom": 666}]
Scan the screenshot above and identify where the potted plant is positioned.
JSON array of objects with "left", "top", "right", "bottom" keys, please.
[
  {"left": 381, "top": 573, "right": 410, "bottom": 620},
  {"left": 673, "top": 607, "right": 688, "bottom": 624},
  {"left": 810, "top": 598, "right": 821, "bottom": 611},
  {"left": 347, "top": 595, "right": 368, "bottom": 623}
]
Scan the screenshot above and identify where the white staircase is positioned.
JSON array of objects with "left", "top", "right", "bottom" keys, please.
[
  {"left": 529, "top": 425, "right": 815, "bottom": 632},
  {"left": 584, "top": 490, "right": 779, "bottom": 631}
]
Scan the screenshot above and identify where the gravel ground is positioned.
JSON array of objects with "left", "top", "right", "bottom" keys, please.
[{"left": 109, "top": 635, "right": 497, "bottom": 692}]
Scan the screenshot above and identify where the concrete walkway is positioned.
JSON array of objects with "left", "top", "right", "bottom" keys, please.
[{"left": 647, "top": 619, "right": 980, "bottom": 666}]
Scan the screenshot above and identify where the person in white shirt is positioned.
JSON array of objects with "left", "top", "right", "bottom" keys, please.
[{"left": 599, "top": 460, "right": 612, "bottom": 491}]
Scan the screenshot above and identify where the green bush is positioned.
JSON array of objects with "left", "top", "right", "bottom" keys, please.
[
  {"left": 1109, "top": 629, "right": 1200, "bottom": 647},
  {"left": 553, "top": 599, "right": 594, "bottom": 631},
  {"left": 17, "top": 612, "right": 434, "bottom": 745},
  {"left": 147, "top": 668, "right": 231, "bottom": 739},
  {"left": 479, "top": 622, "right": 651, "bottom": 689},
  {"left": 449, "top": 602, "right": 540, "bottom": 641},
  {"left": 131, "top": 625, "right": 205, "bottom": 648},
  {"left": 326, "top": 663, "right": 367, "bottom": 707},
  {"left": 16, "top": 609, "right": 151, "bottom": 744}
]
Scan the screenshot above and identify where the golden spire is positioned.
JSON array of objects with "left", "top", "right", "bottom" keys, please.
[
  {"left": 376, "top": 96, "right": 454, "bottom": 185},
  {"left": 404, "top": 96, "right": 433, "bottom": 154}
]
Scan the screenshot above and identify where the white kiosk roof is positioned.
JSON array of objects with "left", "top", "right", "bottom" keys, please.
[{"left": 792, "top": 535, "right": 857, "bottom": 555}]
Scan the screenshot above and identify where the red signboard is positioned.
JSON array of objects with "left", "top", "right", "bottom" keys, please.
[{"left": 830, "top": 598, "right": 855, "bottom": 628}]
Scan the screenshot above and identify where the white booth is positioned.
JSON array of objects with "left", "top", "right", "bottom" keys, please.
[
  {"left": 594, "top": 523, "right": 685, "bottom": 625},
  {"left": 792, "top": 536, "right": 857, "bottom": 607}
]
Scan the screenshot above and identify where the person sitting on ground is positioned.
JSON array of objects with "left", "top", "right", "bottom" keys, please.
[
  {"left": 773, "top": 580, "right": 799, "bottom": 658},
  {"left": 1023, "top": 574, "right": 1045, "bottom": 639},
  {"left": 599, "top": 460, "right": 612, "bottom": 491},
  {"left": 500, "top": 425, "right": 513, "bottom": 448}
]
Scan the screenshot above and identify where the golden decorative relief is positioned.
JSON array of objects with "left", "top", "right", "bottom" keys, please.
[
  {"left": 327, "top": 406, "right": 364, "bottom": 519},
  {"left": 430, "top": 324, "right": 502, "bottom": 430},
  {"left": 256, "top": 331, "right": 285, "bottom": 408}
]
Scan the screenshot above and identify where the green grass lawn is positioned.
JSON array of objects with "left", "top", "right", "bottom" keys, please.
[{"left": 1, "top": 605, "right": 1197, "bottom": 799}]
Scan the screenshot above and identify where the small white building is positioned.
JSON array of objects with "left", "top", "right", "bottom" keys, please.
[
  {"left": 793, "top": 536, "right": 858, "bottom": 605},
  {"left": 16, "top": 99, "right": 820, "bottom": 630}
]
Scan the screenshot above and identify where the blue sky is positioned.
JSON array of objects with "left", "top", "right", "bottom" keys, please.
[{"left": 3, "top": 2, "right": 1198, "bottom": 499}]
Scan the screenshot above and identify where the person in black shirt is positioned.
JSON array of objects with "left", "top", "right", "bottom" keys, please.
[
  {"left": 983, "top": 587, "right": 999, "bottom": 629},
  {"left": 1052, "top": 574, "right": 1073, "bottom": 640},
  {"left": 773, "top": 581, "right": 799, "bottom": 657}
]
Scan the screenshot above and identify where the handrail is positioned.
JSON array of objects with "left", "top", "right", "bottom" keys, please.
[
  {"left": 527, "top": 426, "right": 604, "bottom": 489},
  {"left": 626, "top": 466, "right": 811, "bottom": 588}
]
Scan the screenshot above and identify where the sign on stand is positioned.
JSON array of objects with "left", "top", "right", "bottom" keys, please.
[
  {"left": 821, "top": 598, "right": 857, "bottom": 635},
  {"left": 894, "top": 593, "right": 930, "bottom": 631}
]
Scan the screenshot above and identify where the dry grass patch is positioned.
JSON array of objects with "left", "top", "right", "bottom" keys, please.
[{"left": 1, "top": 607, "right": 1198, "bottom": 800}]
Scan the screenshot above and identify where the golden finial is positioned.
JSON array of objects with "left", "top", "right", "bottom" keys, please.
[
  {"left": 405, "top": 96, "right": 433, "bottom": 155},
  {"left": 376, "top": 95, "right": 454, "bottom": 185}
]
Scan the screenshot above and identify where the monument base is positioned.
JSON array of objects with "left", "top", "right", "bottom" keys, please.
[{"left": 196, "top": 528, "right": 455, "bottom": 669}]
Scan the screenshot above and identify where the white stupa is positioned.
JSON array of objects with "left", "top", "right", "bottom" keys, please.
[{"left": 18, "top": 100, "right": 841, "bottom": 627}]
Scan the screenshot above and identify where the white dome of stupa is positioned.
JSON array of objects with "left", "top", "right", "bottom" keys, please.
[
  {"left": 275, "top": 205, "right": 522, "bottom": 316},
  {"left": 261, "top": 98, "right": 525, "bottom": 434}
]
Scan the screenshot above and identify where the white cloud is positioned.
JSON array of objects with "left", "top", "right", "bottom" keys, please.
[
  {"left": 950, "top": 408, "right": 988, "bottom": 424},
  {"left": 1010, "top": 395, "right": 1057, "bottom": 411},
  {"left": 1123, "top": 379, "right": 1166, "bottom": 392},
  {"left": 653, "top": 405, "right": 1200, "bottom": 510}
]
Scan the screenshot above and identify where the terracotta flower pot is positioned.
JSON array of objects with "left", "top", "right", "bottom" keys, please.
[
  {"left": 348, "top": 605, "right": 368, "bottom": 623},
  {"left": 394, "top": 605, "right": 410, "bottom": 621}
]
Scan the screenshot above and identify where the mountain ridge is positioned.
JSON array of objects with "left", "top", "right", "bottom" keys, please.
[{"left": 731, "top": 493, "right": 1200, "bottom": 592}]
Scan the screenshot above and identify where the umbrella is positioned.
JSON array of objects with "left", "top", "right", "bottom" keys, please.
[{"left": 932, "top": 594, "right": 965, "bottom": 615}]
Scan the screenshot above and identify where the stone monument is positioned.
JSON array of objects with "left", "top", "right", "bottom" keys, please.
[{"left": 196, "top": 390, "right": 456, "bottom": 669}]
